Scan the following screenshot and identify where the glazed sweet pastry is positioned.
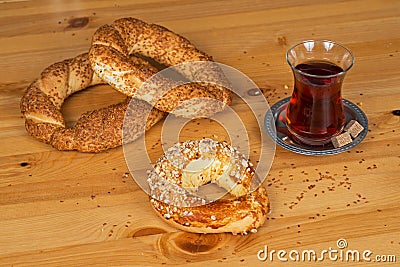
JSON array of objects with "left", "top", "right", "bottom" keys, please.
[{"left": 147, "top": 139, "right": 270, "bottom": 234}]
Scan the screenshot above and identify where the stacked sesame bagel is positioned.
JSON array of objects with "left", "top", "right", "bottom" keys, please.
[
  {"left": 20, "top": 53, "right": 165, "bottom": 152},
  {"left": 21, "top": 17, "right": 231, "bottom": 152},
  {"left": 20, "top": 18, "right": 269, "bottom": 234}
]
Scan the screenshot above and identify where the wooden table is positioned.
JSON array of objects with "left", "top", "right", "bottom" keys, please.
[{"left": 1, "top": 0, "right": 399, "bottom": 266}]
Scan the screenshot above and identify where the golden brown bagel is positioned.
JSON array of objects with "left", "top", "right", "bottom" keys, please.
[
  {"left": 89, "top": 17, "right": 231, "bottom": 118},
  {"left": 147, "top": 139, "right": 270, "bottom": 234},
  {"left": 20, "top": 53, "right": 165, "bottom": 152}
]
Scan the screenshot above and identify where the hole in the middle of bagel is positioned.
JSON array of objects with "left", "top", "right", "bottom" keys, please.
[
  {"left": 162, "top": 118, "right": 239, "bottom": 201},
  {"left": 182, "top": 155, "right": 237, "bottom": 201},
  {"left": 62, "top": 54, "right": 189, "bottom": 128},
  {"left": 61, "top": 84, "right": 127, "bottom": 128}
]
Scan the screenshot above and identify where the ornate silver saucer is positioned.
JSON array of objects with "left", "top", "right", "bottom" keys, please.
[{"left": 264, "top": 97, "right": 368, "bottom": 156}]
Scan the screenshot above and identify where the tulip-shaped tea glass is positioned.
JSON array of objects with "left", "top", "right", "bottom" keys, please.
[{"left": 286, "top": 40, "right": 354, "bottom": 146}]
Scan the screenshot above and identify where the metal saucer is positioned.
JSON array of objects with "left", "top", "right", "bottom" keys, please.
[{"left": 264, "top": 97, "right": 368, "bottom": 156}]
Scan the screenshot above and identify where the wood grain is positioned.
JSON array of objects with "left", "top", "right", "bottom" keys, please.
[{"left": 0, "top": 0, "right": 399, "bottom": 266}]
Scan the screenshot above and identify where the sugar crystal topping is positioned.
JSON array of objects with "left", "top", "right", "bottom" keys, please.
[{"left": 147, "top": 139, "right": 257, "bottom": 207}]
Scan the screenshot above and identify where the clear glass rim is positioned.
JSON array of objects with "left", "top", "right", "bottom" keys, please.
[{"left": 286, "top": 40, "right": 354, "bottom": 79}]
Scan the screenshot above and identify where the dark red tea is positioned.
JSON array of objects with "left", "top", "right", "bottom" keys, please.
[{"left": 286, "top": 60, "right": 346, "bottom": 145}]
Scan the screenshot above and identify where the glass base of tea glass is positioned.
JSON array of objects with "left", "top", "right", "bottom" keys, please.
[{"left": 286, "top": 124, "right": 345, "bottom": 146}]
